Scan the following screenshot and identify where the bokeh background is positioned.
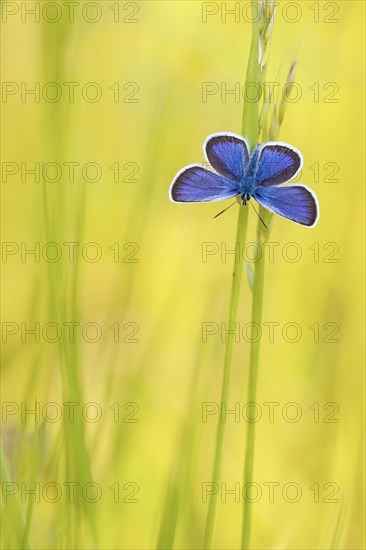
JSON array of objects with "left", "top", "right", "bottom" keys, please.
[{"left": 1, "top": 1, "right": 365, "bottom": 548}]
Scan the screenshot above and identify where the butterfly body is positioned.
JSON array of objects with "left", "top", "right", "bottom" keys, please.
[
  {"left": 241, "top": 145, "right": 261, "bottom": 196},
  {"left": 169, "top": 132, "right": 319, "bottom": 227}
]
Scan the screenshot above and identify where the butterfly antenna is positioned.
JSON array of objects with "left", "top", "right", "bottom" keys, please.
[
  {"left": 250, "top": 201, "right": 268, "bottom": 229},
  {"left": 213, "top": 200, "right": 238, "bottom": 219}
]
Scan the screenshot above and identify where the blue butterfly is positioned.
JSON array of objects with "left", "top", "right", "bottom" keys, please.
[{"left": 169, "top": 132, "right": 319, "bottom": 227}]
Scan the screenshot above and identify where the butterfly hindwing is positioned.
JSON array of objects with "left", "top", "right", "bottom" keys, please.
[
  {"left": 253, "top": 184, "right": 319, "bottom": 227},
  {"left": 204, "top": 132, "right": 250, "bottom": 182},
  {"left": 169, "top": 165, "right": 241, "bottom": 203},
  {"left": 255, "top": 142, "right": 303, "bottom": 187}
]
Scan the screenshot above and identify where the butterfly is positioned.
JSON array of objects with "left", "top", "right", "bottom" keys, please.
[{"left": 169, "top": 132, "right": 319, "bottom": 227}]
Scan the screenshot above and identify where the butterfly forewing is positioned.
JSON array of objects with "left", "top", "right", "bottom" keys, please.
[
  {"left": 204, "top": 133, "right": 250, "bottom": 182},
  {"left": 255, "top": 143, "right": 303, "bottom": 187}
]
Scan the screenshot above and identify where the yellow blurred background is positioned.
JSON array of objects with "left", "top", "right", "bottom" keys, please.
[{"left": 1, "top": 1, "right": 365, "bottom": 548}]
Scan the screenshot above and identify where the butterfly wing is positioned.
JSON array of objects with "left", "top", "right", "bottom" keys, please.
[
  {"left": 253, "top": 185, "right": 319, "bottom": 227},
  {"left": 204, "top": 132, "right": 250, "bottom": 182},
  {"left": 255, "top": 142, "right": 303, "bottom": 187},
  {"left": 169, "top": 164, "right": 240, "bottom": 203}
]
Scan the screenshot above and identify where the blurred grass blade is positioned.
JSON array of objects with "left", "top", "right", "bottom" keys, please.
[
  {"left": 245, "top": 261, "right": 255, "bottom": 291},
  {"left": 1, "top": 441, "right": 30, "bottom": 549},
  {"left": 22, "top": 425, "right": 39, "bottom": 549}
]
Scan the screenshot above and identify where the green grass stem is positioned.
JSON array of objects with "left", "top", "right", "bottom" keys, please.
[
  {"left": 241, "top": 238, "right": 265, "bottom": 549},
  {"left": 204, "top": 5, "right": 261, "bottom": 547},
  {"left": 203, "top": 206, "right": 249, "bottom": 549}
]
